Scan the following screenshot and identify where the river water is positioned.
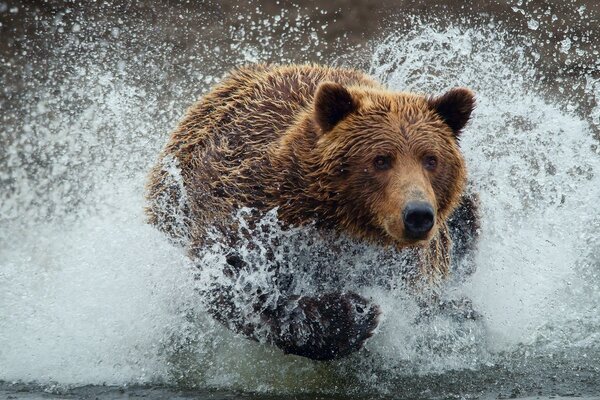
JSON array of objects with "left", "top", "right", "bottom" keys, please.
[{"left": 1, "top": 2, "right": 600, "bottom": 399}]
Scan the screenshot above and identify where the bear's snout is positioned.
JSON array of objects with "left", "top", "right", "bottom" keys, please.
[{"left": 403, "top": 201, "right": 435, "bottom": 239}]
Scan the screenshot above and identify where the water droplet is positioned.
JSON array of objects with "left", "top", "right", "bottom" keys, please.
[
  {"left": 527, "top": 19, "right": 539, "bottom": 30},
  {"left": 560, "top": 38, "right": 572, "bottom": 53}
]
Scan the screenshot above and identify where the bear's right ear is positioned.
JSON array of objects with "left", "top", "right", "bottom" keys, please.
[{"left": 313, "top": 82, "right": 358, "bottom": 133}]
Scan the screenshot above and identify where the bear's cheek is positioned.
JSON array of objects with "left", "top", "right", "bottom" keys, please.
[{"left": 430, "top": 161, "right": 466, "bottom": 217}]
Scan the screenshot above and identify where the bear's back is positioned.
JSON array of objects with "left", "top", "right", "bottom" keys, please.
[
  {"left": 167, "top": 64, "right": 380, "bottom": 162},
  {"left": 146, "top": 64, "right": 379, "bottom": 241}
]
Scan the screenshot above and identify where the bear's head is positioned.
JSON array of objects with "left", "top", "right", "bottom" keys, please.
[{"left": 308, "top": 82, "right": 474, "bottom": 247}]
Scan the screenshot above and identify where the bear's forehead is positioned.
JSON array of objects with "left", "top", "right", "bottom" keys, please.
[
  {"left": 329, "top": 120, "right": 451, "bottom": 155},
  {"left": 323, "top": 88, "right": 454, "bottom": 145},
  {"left": 332, "top": 114, "right": 453, "bottom": 153},
  {"left": 352, "top": 93, "right": 439, "bottom": 123},
  {"left": 350, "top": 106, "right": 446, "bottom": 134},
  {"left": 357, "top": 89, "right": 426, "bottom": 108}
]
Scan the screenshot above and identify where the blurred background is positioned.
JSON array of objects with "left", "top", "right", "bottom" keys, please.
[{"left": 2, "top": 0, "right": 599, "bottom": 106}]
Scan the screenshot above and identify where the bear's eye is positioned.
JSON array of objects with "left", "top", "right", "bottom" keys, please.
[
  {"left": 423, "top": 155, "right": 438, "bottom": 171},
  {"left": 373, "top": 155, "right": 392, "bottom": 171}
]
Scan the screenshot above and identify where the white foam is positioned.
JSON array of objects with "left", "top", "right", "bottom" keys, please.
[{"left": 0, "top": 187, "right": 196, "bottom": 384}]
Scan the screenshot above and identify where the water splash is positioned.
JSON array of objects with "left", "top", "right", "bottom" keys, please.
[
  {"left": 368, "top": 23, "right": 600, "bottom": 353},
  {"left": 1, "top": 3, "right": 599, "bottom": 398}
]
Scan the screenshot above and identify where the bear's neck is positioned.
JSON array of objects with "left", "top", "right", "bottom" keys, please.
[{"left": 266, "top": 115, "right": 339, "bottom": 230}]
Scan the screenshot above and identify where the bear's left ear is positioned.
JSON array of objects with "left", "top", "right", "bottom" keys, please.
[
  {"left": 428, "top": 88, "right": 475, "bottom": 138},
  {"left": 313, "top": 82, "right": 358, "bottom": 133}
]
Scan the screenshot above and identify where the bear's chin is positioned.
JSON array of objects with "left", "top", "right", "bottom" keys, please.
[
  {"left": 395, "top": 236, "right": 433, "bottom": 248},
  {"left": 383, "top": 223, "right": 436, "bottom": 248}
]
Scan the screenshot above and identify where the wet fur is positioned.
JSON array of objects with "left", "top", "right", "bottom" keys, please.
[{"left": 146, "top": 64, "right": 478, "bottom": 360}]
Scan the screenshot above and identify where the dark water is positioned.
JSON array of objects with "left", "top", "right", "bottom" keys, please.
[
  {"left": 1, "top": 1, "right": 600, "bottom": 399},
  {"left": 2, "top": 350, "right": 600, "bottom": 399}
]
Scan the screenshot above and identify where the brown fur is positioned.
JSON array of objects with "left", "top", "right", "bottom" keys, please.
[{"left": 146, "top": 64, "right": 477, "bottom": 360}]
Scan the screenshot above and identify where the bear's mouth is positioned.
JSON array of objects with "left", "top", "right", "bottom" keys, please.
[{"left": 382, "top": 219, "right": 435, "bottom": 247}]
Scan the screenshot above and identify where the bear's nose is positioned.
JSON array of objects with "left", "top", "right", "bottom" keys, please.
[{"left": 403, "top": 202, "right": 435, "bottom": 239}]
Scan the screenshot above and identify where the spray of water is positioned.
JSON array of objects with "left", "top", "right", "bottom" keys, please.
[{"left": 1, "top": 4, "right": 599, "bottom": 397}]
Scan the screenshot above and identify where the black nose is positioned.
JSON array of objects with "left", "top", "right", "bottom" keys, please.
[{"left": 403, "top": 202, "right": 435, "bottom": 239}]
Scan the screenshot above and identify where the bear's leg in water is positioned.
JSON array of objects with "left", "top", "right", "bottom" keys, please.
[{"left": 200, "top": 255, "right": 380, "bottom": 361}]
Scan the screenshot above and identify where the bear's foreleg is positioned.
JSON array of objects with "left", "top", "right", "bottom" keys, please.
[
  {"left": 264, "top": 292, "right": 380, "bottom": 360},
  {"left": 201, "top": 255, "right": 380, "bottom": 360}
]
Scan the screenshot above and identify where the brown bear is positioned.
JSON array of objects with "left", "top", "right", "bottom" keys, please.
[{"left": 146, "top": 63, "right": 478, "bottom": 361}]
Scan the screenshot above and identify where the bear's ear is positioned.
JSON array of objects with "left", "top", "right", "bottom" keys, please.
[
  {"left": 428, "top": 88, "right": 475, "bottom": 138},
  {"left": 313, "top": 82, "right": 358, "bottom": 133}
]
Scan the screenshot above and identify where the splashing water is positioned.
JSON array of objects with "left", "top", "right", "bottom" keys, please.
[{"left": 1, "top": 4, "right": 600, "bottom": 399}]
